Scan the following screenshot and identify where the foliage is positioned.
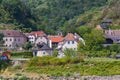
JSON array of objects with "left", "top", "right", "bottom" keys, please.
[
  {"left": 77, "top": 29, "right": 106, "bottom": 56},
  {"left": 11, "top": 51, "right": 33, "bottom": 58},
  {"left": 0, "top": 0, "right": 108, "bottom": 34},
  {"left": 27, "top": 57, "right": 120, "bottom": 77},
  {"left": 0, "top": 59, "right": 10, "bottom": 71},
  {"left": 53, "top": 50, "right": 58, "bottom": 57},
  {"left": 0, "top": 33, "right": 4, "bottom": 46},
  {"left": 23, "top": 42, "right": 33, "bottom": 50},
  {"left": 27, "top": 56, "right": 83, "bottom": 67},
  {"left": 63, "top": 48, "right": 77, "bottom": 57},
  {"left": 19, "top": 76, "right": 27, "bottom": 80}
]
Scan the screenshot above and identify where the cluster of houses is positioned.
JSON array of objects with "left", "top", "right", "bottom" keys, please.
[
  {"left": 0, "top": 30, "right": 84, "bottom": 57},
  {"left": 0, "top": 19, "right": 119, "bottom": 58}
]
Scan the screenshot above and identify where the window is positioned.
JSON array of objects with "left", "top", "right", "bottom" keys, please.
[
  {"left": 18, "top": 39, "right": 20, "bottom": 41},
  {"left": 10, "top": 39, "right": 12, "bottom": 41},
  {"left": 9, "top": 45, "right": 11, "bottom": 47},
  {"left": 43, "top": 52, "right": 45, "bottom": 54},
  {"left": 72, "top": 41, "right": 74, "bottom": 44},
  {"left": 68, "top": 41, "right": 70, "bottom": 44},
  {"left": 14, "top": 39, "right": 16, "bottom": 41}
]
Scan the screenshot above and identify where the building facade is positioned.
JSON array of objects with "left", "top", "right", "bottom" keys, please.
[{"left": 0, "top": 30, "right": 27, "bottom": 49}]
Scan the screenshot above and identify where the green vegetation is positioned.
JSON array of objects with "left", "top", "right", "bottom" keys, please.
[
  {"left": 11, "top": 51, "right": 33, "bottom": 58},
  {"left": 27, "top": 56, "right": 83, "bottom": 67},
  {"left": 26, "top": 56, "right": 120, "bottom": 76},
  {"left": 0, "top": 59, "right": 10, "bottom": 71},
  {"left": 0, "top": 0, "right": 109, "bottom": 34}
]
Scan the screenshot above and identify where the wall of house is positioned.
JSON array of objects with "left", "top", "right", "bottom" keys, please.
[
  {"left": 62, "top": 40, "right": 78, "bottom": 51},
  {"left": 37, "top": 51, "right": 49, "bottom": 56},
  {"left": 28, "top": 35, "right": 36, "bottom": 43},
  {"left": 35, "top": 37, "right": 48, "bottom": 44},
  {"left": 3, "top": 37, "right": 27, "bottom": 48}
]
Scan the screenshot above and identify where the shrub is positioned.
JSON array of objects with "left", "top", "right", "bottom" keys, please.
[
  {"left": 11, "top": 51, "right": 33, "bottom": 58},
  {"left": 11, "top": 52, "right": 23, "bottom": 56},
  {"left": 19, "top": 76, "right": 27, "bottom": 80},
  {"left": 28, "top": 56, "right": 83, "bottom": 67},
  {"left": 23, "top": 52, "right": 33, "bottom": 58}
]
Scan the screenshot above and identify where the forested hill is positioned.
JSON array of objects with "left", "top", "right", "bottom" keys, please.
[{"left": 0, "top": 0, "right": 119, "bottom": 34}]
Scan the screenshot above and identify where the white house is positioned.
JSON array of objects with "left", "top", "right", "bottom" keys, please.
[
  {"left": 26, "top": 31, "right": 52, "bottom": 48},
  {"left": 57, "top": 33, "right": 84, "bottom": 58}
]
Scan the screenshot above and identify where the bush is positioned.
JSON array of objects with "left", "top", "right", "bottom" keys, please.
[
  {"left": 19, "top": 76, "right": 27, "bottom": 80},
  {"left": 28, "top": 56, "right": 83, "bottom": 67},
  {"left": 11, "top": 51, "right": 33, "bottom": 58},
  {"left": 11, "top": 52, "right": 23, "bottom": 56},
  {"left": 23, "top": 52, "right": 33, "bottom": 58}
]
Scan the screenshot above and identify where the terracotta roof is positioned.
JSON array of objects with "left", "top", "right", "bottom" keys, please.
[
  {"left": 30, "top": 31, "right": 46, "bottom": 37},
  {"left": 64, "top": 33, "right": 76, "bottom": 41},
  {"left": 48, "top": 35, "right": 63, "bottom": 43},
  {"left": 0, "top": 30, "right": 26, "bottom": 37}
]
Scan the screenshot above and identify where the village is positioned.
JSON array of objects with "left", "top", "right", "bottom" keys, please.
[{"left": 0, "top": 19, "right": 120, "bottom": 60}]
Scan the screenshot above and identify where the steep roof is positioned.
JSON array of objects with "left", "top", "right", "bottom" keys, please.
[
  {"left": 64, "top": 33, "right": 75, "bottom": 41},
  {"left": 48, "top": 35, "right": 63, "bottom": 43},
  {"left": 0, "top": 30, "right": 26, "bottom": 37},
  {"left": 33, "top": 43, "right": 52, "bottom": 51},
  {"left": 30, "top": 31, "right": 46, "bottom": 37}
]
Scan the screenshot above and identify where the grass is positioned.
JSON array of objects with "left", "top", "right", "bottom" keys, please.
[
  {"left": 84, "top": 57, "right": 120, "bottom": 62},
  {"left": 26, "top": 57, "right": 120, "bottom": 77},
  {"left": 1, "top": 57, "right": 120, "bottom": 77}
]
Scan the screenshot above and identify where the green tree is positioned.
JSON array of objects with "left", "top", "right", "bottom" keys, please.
[
  {"left": 77, "top": 29, "right": 106, "bottom": 56},
  {"left": 23, "top": 42, "right": 33, "bottom": 50},
  {"left": 64, "top": 48, "right": 77, "bottom": 57},
  {"left": 0, "top": 33, "right": 4, "bottom": 46}
]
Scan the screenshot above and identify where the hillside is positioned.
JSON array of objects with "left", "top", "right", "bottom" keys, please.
[{"left": 0, "top": 0, "right": 119, "bottom": 34}]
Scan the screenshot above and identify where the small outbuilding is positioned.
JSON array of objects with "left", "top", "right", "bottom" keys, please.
[{"left": 32, "top": 43, "right": 53, "bottom": 57}]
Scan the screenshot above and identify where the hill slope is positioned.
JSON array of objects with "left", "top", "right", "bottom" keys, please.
[{"left": 0, "top": 0, "right": 119, "bottom": 34}]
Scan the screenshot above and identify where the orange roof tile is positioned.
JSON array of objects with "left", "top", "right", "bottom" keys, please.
[
  {"left": 48, "top": 35, "right": 63, "bottom": 43},
  {"left": 64, "top": 33, "right": 75, "bottom": 41}
]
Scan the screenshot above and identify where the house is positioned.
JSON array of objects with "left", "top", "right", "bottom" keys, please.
[
  {"left": 96, "top": 24, "right": 108, "bottom": 30},
  {"left": 102, "top": 19, "right": 112, "bottom": 23},
  {"left": 57, "top": 33, "right": 84, "bottom": 58},
  {"left": 48, "top": 35, "right": 63, "bottom": 48},
  {"left": 32, "top": 42, "right": 53, "bottom": 57},
  {"left": 27, "top": 31, "right": 52, "bottom": 48},
  {"left": 0, "top": 30, "right": 27, "bottom": 49},
  {"left": 104, "top": 30, "right": 120, "bottom": 44}
]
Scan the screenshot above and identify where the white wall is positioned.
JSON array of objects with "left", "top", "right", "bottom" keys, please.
[
  {"left": 35, "top": 37, "right": 48, "bottom": 44},
  {"left": 3, "top": 37, "right": 27, "bottom": 48},
  {"left": 62, "top": 40, "right": 78, "bottom": 51}
]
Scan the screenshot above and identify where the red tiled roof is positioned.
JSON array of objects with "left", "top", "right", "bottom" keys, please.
[
  {"left": 48, "top": 35, "right": 63, "bottom": 43},
  {"left": 30, "top": 31, "right": 46, "bottom": 37},
  {"left": 64, "top": 33, "right": 76, "bottom": 41},
  {"left": 0, "top": 30, "right": 26, "bottom": 37}
]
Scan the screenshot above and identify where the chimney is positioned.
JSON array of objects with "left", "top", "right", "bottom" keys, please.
[{"left": 49, "top": 40, "right": 52, "bottom": 48}]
